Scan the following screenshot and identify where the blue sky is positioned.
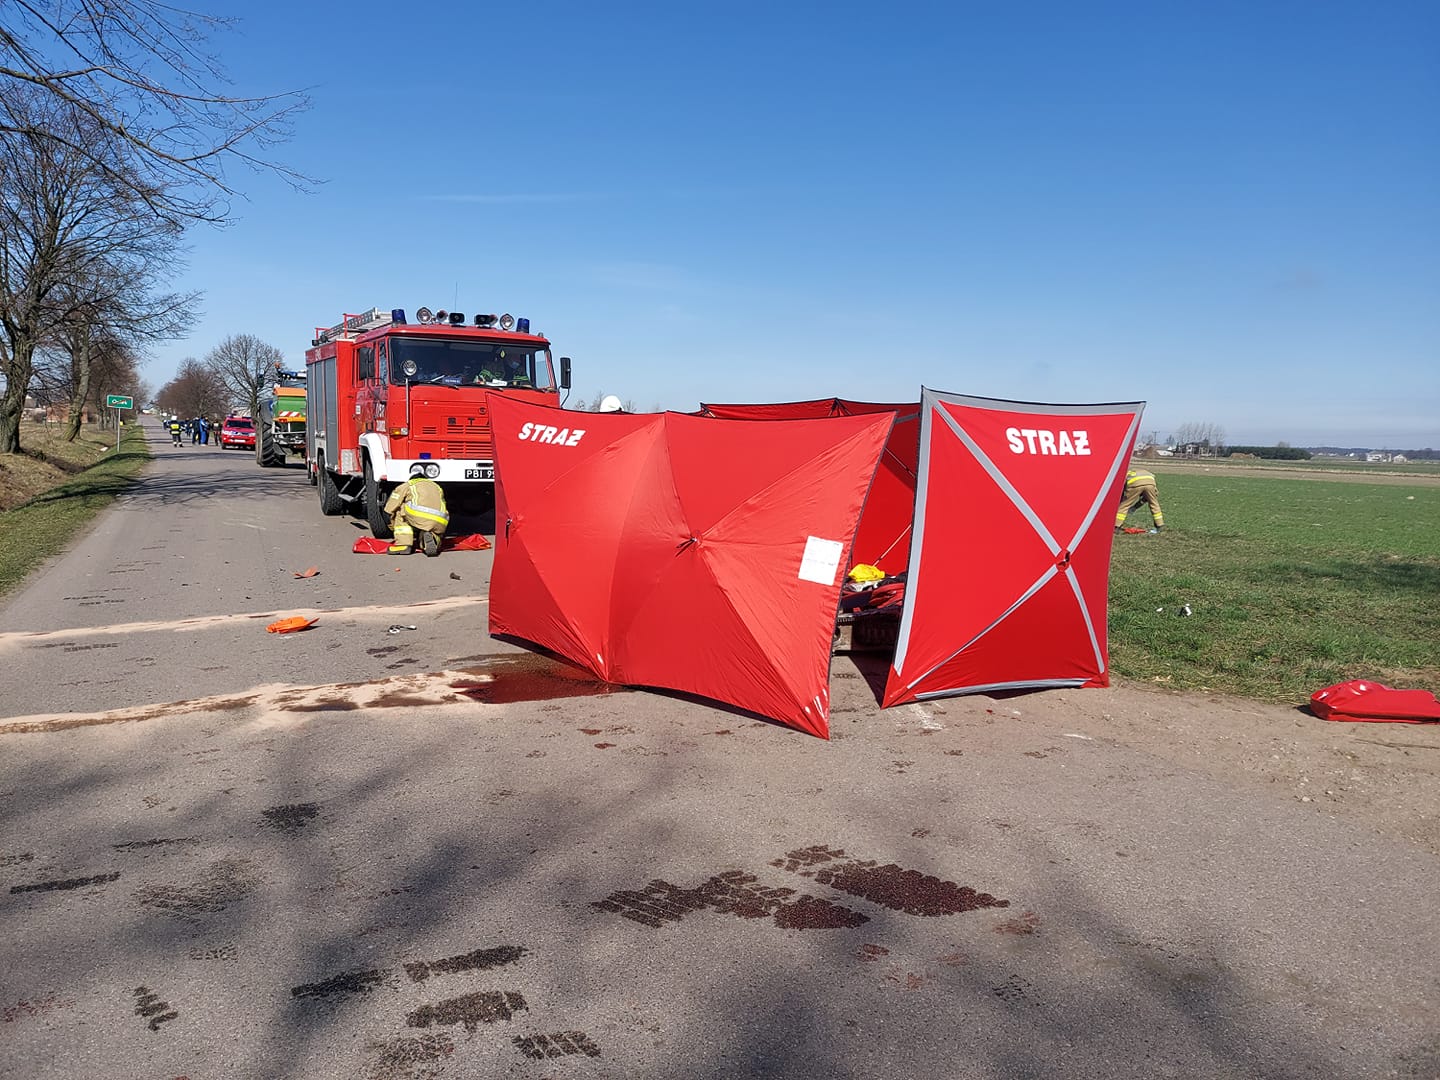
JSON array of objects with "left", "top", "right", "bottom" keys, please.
[{"left": 149, "top": 1, "right": 1437, "bottom": 448}]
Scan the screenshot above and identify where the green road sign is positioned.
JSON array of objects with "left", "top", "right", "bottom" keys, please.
[{"left": 105, "top": 395, "right": 134, "bottom": 410}]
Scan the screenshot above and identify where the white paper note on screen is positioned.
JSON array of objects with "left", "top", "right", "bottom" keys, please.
[{"left": 798, "top": 536, "right": 844, "bottom": 586}]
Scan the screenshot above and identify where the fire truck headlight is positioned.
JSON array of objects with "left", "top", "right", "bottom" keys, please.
[
  {"left": 498, "top": 313, "right": 515, "bottom": 331},
  {"left": 408, "top": 464, "right": 426, "bottom": 478},
  {"left": 390, "top": 426, "right": 409, "bottom": 437},
  {"left": 416, "top": 307, "right": 433, "bottom": 324},
  {"left": 401, "top": 359, "right": 418, "bottom": 378},
  {"left": 425, "top": 463, "right": 441, "bottom": 478},
  {"left": 516, "top": 317, "right": 530, "bottom": 333}
]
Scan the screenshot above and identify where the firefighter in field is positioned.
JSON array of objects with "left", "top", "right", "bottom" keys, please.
[
  {"left": 384, "top": 477, "right": 450, "bottom": 557},
  {"left": 1115, "top": 467, "right": 1164, "bottom": 533}
]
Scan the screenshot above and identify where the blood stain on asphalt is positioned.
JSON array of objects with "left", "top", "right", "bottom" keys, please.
[
  {"left": 281, "top": 698, "right": 361, "bottom": 712},
  {"left": 135, "top": 858, "right": 260, "bottom": 917},
  {"left": 2, "top": 992, "right": 76, "bottom": 1024},
  {"left": 370, "top": 691, "right": 436, "bottom": 709},
  {"left": 113, "top": 838, "right": 200, "bottom": 851},
  {"left": 451, "top": 653, "right": 622, "bottom": 705},
  {"left": 188, "top": 945, "right": 238, "bottom": 960},
  {"left": 593, "top": 743, "right": 615, "bottom": 749},
  {"left": 994, "top": 910, "right": 1041, "bottom": 935},
  {"left": 366, "top": 646, "right": 400, "bottom": 657},
  {"left": 10, "top": 871, "right": 119, "bottom": 895},
  {"left": 291, "top": 967, "right": 393, "bottom": 1001},
  {"left": 772, "top": 845, "right": 1010, "bottom": 916},
  {"left": 579, "top": 728, "right": 602, "bottom": 735},
  {"left": 857, "top": 944, "right": 890, "bottom": 962},
  {"left": 363, "top": 1033, "right": 454, "bottom": 1079},
  {"left": 592, "top": 870, "right": 867, "bottom": 930},
  {"left": 513, "top": 1031, "right": 602, "bottom": 1059},
  {"left": 404, "top": 945, "right": 528, "bottom": 983},
  {"left": 773, "top": 895, "right": 871, "bottom": 929},
  {"left": 133, "top": 986, "right": 178, "bottom": 1031},
  {"left": 261, "top": 803, "right": 320, "bottom": 833},
  {"left": 406, "top": 991, "right": 527, "bottom": 1032}
]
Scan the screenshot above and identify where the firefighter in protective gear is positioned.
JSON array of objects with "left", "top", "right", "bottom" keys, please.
[
  {"left": 168, "top": 418, "right": 182, "bottom": 446},
  {"left": 1115, "top": 468, "right": 1164, "bottom": 532},
  {"left": 384, "top": 478, "right": 449, "bottom": 557}
]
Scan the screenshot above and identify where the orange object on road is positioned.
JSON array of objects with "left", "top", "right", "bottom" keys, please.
[
  {"left": 293, "top": 566, "right": 319, "bottom": 578},
  {"left": 266, "top": 616, "right": 317, "bottom": 634}
]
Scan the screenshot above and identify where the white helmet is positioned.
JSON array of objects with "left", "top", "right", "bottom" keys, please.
[{"left": 599, "top": 395, "right": 623, "bottom": 413}]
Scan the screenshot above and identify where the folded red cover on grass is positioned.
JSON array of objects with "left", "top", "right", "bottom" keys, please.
[{"left": 1309, "top": 680, "right": 1440, "bottom": 723}]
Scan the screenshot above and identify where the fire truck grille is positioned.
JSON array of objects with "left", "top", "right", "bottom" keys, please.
[{"left": 440, "top": 440, "right": 493, "bottom": 457}]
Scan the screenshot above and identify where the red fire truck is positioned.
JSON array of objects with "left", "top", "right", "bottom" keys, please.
[{"left": 305, "top": 305, "right": 571, "bottom": 536}]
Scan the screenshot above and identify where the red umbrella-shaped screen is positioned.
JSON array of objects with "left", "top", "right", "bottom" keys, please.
[
  {"left": 883, "top": 389, "right": 1144, "bottom": 706},
  {"left": 489, "top": 398, "right": 893, "bottom": 737},
  {"left": 700, "top": 399, "right": 919, "bottom": 573}
]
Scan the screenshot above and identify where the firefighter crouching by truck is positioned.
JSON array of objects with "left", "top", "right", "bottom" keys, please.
[{"left": 385, "top": 478, "right": 449, "bottom": 557}]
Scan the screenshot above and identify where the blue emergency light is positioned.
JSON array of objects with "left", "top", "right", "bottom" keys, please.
[
  {"left": 516, "top": 317, "right": 530, "bottom": 333},
  {"left": 391, "top": 308, "right": 407, "bottom": 324}
]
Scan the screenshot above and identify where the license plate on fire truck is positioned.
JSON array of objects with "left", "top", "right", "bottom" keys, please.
[{"left": 464, "top": 466, "right": 494, "bottom": 480}]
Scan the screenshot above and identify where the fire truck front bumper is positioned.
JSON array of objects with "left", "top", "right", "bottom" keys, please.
[{"left": 389, "top": 459, "right": 495, "bottom": 484}]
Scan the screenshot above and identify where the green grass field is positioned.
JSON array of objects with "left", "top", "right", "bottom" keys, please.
[
  {"left": 1108, "top": 471, "right": 1439, "bottom": 702},
  {"left": 0, "top": 422, "right": 151, "bottom": 598}
]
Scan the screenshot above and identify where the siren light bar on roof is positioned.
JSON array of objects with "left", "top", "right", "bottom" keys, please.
[{"left": 312, "top": 305, "right": 537, "bottom": 346}]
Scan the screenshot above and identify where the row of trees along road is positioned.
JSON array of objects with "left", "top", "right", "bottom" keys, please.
[
  {"left": 154, "top": 333, "right": 284, "bottom": 420},
  {"left": 0, "top": 2, "right": 308, "bottom": 452}
]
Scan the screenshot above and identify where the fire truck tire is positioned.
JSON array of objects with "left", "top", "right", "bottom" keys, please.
[
  {"left": 317, "top": 455, "right": 344, "bottom": 516},
  {"left": 363, "top": 458, "right": 394, "bottom": 539}
]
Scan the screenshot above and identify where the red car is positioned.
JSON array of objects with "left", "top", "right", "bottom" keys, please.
[{"left": 221, "top": 416, "right": 255, "bottom": 450}]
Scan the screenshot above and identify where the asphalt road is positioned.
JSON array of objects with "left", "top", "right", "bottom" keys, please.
[{"left": 1, "top": 419, "right": 1436, "bottom": 1079}]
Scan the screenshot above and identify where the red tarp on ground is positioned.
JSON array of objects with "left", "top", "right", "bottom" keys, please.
[
  {"left": 883, "top": 389, "right": 1144, "bottom": 706},
  {"left": 1309, "top": 680, "right": 1440, "bottom": 723},
  {"left": 488, "top": 397, "right": 893, "bottom": 737},
  {"left": 700, "top": 399, "right": 920, "bottom": 572}
]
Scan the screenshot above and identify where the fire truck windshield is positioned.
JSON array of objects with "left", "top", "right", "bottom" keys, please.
[{"left": 390, "top": 338, "right": 552, "bottom": 390}]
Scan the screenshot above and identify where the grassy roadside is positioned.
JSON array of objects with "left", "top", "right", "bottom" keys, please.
[
  {"left": 1108, "top": 471, "right": 1440, "bottom": 702},
  {"left": 0, "top": 420, "right": 152, "bottom": 599}
]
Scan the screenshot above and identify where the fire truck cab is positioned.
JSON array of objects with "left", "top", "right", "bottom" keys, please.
[{"left": 305, "top": 305, "right": 571, "bottom": 537}]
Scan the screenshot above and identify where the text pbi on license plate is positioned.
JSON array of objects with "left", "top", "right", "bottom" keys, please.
[{"left": 464, "top": 466, "right": 494, "bottom": 480}]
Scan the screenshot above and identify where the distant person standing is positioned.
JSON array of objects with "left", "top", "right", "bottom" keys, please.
[
  {"left": 197, "top": 416, "right": 209, "bottom": 445},
  {"left": 1115, "top": 467, "right": 1164, "bottom": 533},
  {"left": 191, "top": 417, "right": 202, "bottom": 444},
  {"left": 168, "top": 417, "right": 182, "bottom": 446}
]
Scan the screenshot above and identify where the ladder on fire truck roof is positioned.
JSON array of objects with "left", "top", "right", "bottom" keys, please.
[{"left": 313, "top": 307, "right": 392, "bottom": 346}]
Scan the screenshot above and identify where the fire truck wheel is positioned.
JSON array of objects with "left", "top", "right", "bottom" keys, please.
[
  {"left": 364, "top": 458, "right": 394, "bottom": 539},
  {"left": 317, "top": 455, "right": 344, "bottom": 516}
]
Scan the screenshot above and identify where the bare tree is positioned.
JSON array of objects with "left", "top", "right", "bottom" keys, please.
[
  {"left": 1, "top": 1, "right": 311, "bottom": 225},
  {"left": 0, "top": 90, "right": 194, "bottom": 452},
  {"left": 37, "top": 251, "right": 194, "bottom": 440},
  {"left": 1173, "top": 421, "right": 1227, "bottom": 455},
  {"left": 156, "top": 356, "right": 224, "bottom": 419},
  {"left": 205, "top": 333, "right": 282, "bottom": 418}
]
